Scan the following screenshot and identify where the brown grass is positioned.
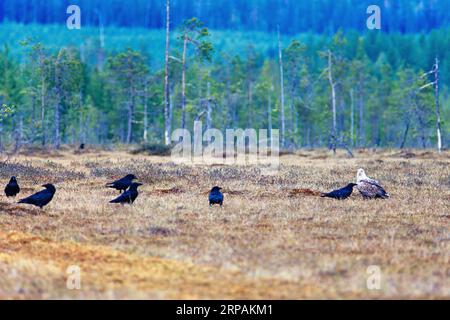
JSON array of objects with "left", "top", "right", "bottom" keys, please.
[{"left": 0, "top": 149, "right": 450, "bottom": 299}]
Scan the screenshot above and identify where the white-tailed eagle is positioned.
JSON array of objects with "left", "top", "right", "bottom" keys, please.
[{"left": 356, "top": 169, "right": 390, "bottom": 199}]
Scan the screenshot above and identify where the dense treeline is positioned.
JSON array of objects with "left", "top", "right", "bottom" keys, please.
[
  {"left": 1, "top": 0, "right": 450, "bottom": 34},
  {"left": 0, "top": 22, "right": 448, "bottom": 151}
]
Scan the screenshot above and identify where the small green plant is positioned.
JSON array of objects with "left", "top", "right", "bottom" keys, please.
[{"left": 0, "top": 104, "right": 15, "bottom": 121}]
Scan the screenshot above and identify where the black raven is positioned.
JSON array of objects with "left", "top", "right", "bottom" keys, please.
[
  {"left": 110, "top": 182, "right": 143, "bottom": 204},
  {"left": 209, "top": 186, "right": 224, "bottom": 206},
  {"left": 4, "top": 176, "right": 20, "bottom": 198},
  {"left": 18, "top": 184, "right": 56, "bottom": 209},
  {"left": 106, "top": 174, "right": 137, "bottom": 193},
  {"left": 321, "top": 183, "right": 356, "bottom": 200}
]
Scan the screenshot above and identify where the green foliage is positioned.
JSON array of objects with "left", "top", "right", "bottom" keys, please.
[
  {"left": 0, "top": 104, "right": 15, "bottom": 121},
  {"left": 0, "top": 23, "right": 448, "bottom": 150},
  {"left": 179, "top": 18, "right": 214, "bottom": 63}
]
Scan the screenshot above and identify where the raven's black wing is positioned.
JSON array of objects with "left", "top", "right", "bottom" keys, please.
[
  {"left": 5, "top": 183, "right": 20, "bottom": 197},
  {"left": 107, "top": 177, "right": 131, "bottom": 190},
  {"left": 19, "top": 189, "right": 53, "bottom": 207},
  {"left": 209, "top": 192, "right": 224, "bottom": 203},
  {"left": 110, "top": 190, "right": 137, "bottom": 204},
  {"left": 322, "top": 190, "right": 341, "bottom": 199},
  {"left": 322, "top": 187, "right": 351, "bottom": 199}
]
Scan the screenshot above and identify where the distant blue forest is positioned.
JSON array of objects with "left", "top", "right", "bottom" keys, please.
[{"left": 1, "top": 0, "right": 449, "bottom": 35}]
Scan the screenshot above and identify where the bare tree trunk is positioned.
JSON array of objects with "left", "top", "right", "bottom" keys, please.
[
  {"left": 30, "top": 95, "right": 36, "bottom": 142},
  {"left": 350, "top": 89, "right": 354, "bottom": 147},
  {"left": 164, "top": 0, "right": 171, "bottom": 145},
  {"left": 415, "top": 101, "right": 427, "bottom": 148},
  {"left": 78, "top": 90, "right": 84, "bottom": 145},
  {"left": 247, "top": 80, "right": 253, "bottom": 128},
  {"left": 79, "top": 111, "right": 84, "bottom": 144},
  {"left": 169, "top": 93, "right": 173, "bottom": 135},
  {"left": 1, "top": 48, "right": 7, "bottom": 151},
  {"left": 181, "top": 35, "right": 188, "bottom": 129},
  {"left": 267, "top": 87, "right": 272, "bottom": 142},
  {"left": 289, "top": 88, "right": 295, "bottom": 147},
  {"left": 143, "top": 81, "right": 149, "bottom": 142},
  {"left": 307, "top": 127, "right": 311, "bottom": 148},
  {"left": 225, "top": 61, "right": 235, "bottom": 129},
  {"left": 85, "top": 113, "right": 91, "bottom": 145},
  {"left": 40, "top": 69, "right": 46, "bottom": 147},
  {"left": 0, "top": 118, "right": 3, "bottom": 152},
  {"left": 277, "top": 26, "right": 285, "bottom": 148},
  {"left": 434, "top": 57, "right": 442, "bottom": 153},
  {"left": 16, "top": 115, "right": 23, "bottom": 152},
  {"left": 327, "top": 50, "right": 337, "bottom": 153},
  {"left": 127, "top": 102, "right": 132, "bottom": 144},
  {"left": 97, "top": 13, "right": 105, "bottom": 71},
  {"left": 126, "top": 89, "right": 135, "bottom": 144},
  {"left": 358, "top": 88, "right": 364, "bottom": 148},
  {"left": 54, "top": 50, "right": 63, "bottom": 149},
  {"left": 54, "top": 101, "right": 61, "bottom": 149},
  {"left": 400, "top": 120, "right": 410, "bottom": 149},
  {"left": 206, "top": 80, "right": 212, "bottom": 130}
]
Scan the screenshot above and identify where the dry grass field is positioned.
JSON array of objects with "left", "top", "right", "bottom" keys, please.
[{"left": 0, "top": 148, "right": 449, "bottom": 299}]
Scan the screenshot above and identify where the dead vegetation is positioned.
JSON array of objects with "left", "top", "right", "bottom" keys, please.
[
  {"left": 288, "top": 188, "right": 322, "bottom": 197},
  {"left": 0, "top": 149, "right": 449, "bottom": 299}
]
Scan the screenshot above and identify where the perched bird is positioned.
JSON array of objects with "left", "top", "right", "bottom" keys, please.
[
  {"left": 18, "top": 184, "right": 56, "bottom": 209},
  {"left": 110, "top": 182, "right": 142, "bottom": 204},
  {"left": 79, "top": 143, "right": 85, "bottom": 150},
  {"left": 321, "top": 183, "right": 357, "bottom": 200},
  {"left": 209, "top": 186, "right": 224, "bottom": 206},
  {"left": 356, "top": 169, "right": 390, "bottom": 199},
  {"left": 4, "top": 176, "right": 20, "bottom": 198},
  {"left": 106, "top": 174, "right": 137, "bottom": 193}
]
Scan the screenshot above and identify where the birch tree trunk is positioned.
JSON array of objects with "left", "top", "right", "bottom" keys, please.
[
  {"left": 143, "top": 81, "right": 148, "bottom": 142},
  {"left": 267, "top": 87, "right": 272, "bottom": 142},
  {"left": 40, "top": 64, "right": 46, "bottom": 147},
  {"left": 169, "top": 93, "right": 173, "bottom": 134},
  {"left": 206, "top": 80, "right": 212, "bottom": 130},
  {"left": 327, "top": 50, "right": 337, "bottom": 153},
  {"left": 126, "top": 89, "right": 135, "bottom": 144},
  {"left": 350, "top": 88, "right": 354, "bottom": 146},
  {"left": 434, "top": 57, "right": 442, "bottom": 153},
  {"left": 277, "top": 26, "right": 285, "bottom": 148},
  {"left": 164, "top": 0, "right": 171, "bottom": 145},
  {"left": 181, "top": 35, "right": 188, "bottom": 129}
]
